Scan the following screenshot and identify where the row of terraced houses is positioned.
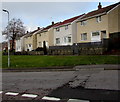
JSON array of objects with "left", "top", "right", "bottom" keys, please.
[{"left": 15, "top": 2, "right": 120, "bottom": 53}]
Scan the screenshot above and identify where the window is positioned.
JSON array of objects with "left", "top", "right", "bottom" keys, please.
[
  {"left": 56, "top": 28, "right": 60, "bottom": 32},
  {"left": 81, "top": 33, "right": 87, "bottom": 40},
  {"left": 68, "top": 37, "right": 71, "bottom": 43},
  {"left": 29, "top": 44, "right": 31, "bottom": 47},
  {"left": 39, "top": 34, "right": 41, "bottom": 36},
  {"left": 92, "top": 32, "right": 100, "bottom": 36},
  {"left": 65, "top": 25, "right": 68, "bottom": 30},
  {"left": 56, "top": 38, "right": 60, "bottom": 44},
  {"left": 96, "top": 16, "right": 101, "bottom": 22},
  {"left": 81, "top": 20, "right": 87, "bottom": 26},
  {"left": 91, "top": 31, "right": 101, "bottom": 42},
  {"left": 64, "top": 37, "right": 67, "bottom": 43}
]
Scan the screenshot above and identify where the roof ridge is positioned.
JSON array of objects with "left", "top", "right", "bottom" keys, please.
[
  {"left": 87, "top": 2, "right": 120, "bottom": 14},
  {"left": 63, "top": 14, "right": 85, "bottom": 21},
  {"left": 81, "top": 2, "right": 120, "bottom": 20},
  {"left": 54, "top": 14, "right": 85, "bottom": 27}
]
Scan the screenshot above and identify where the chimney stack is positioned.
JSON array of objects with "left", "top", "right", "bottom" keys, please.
[
  {"left": 38, "top": 27, "right": 40, "bottom": 30},
  {"left": 52, "top": 21, "right": 54, "bottom": 25},
  {"left": 98, "top": 2, "right": 102, "bottom": 9}
]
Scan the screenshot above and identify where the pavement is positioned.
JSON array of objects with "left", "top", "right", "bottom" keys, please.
[
  {"left": 2, "top": 64, "right": 120, "bottom": 72},
  {"left": 74, "top": 64, "right": 120, "bottom": 70}
]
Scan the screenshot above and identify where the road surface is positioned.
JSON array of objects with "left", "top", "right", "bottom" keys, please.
[{"left": 1, "top": 69, "right": 120, "bottom": 101}]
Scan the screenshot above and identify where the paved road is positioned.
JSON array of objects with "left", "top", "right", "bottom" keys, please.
[
  {"left": 2, "top": 71, "right": 75, "bottom": 100},
  {"left": 1, "top": 69, "right": 120, "bottom": 101}
]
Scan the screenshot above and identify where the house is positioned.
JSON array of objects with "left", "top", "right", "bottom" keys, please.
[
  {"left": 36, "top": 22, "right": 59, "bottom": 48},
  {"left": 2, "top": 41, "right": 7, "bottom": 51},
  {"left": 2, "top": 40, "right": 15, "bottom": 51},
  {"left": 53, "top": 14, "right": 85, "bottom": 46},
  {"left": 15, "top": 35, "right": 25, "bottom": 52},
  {"left": 77, "top": 2, "right": 120, "bottom": 43},
  {"left": 24, "top": 27, "right": 41, "bottom": 51}
]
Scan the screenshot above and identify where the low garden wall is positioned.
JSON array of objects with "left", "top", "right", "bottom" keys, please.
[
  {"left": 48, "top": 41, "right": 108, "bottom": 55},
  {"left": 3, "top": 38, "right": 112, "bottom": 55}
]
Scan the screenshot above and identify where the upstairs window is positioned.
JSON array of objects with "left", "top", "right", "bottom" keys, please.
[
  {"left": 96, "top": 16, "right": 101, "bottom": 22},
  {"left": 56, "top": 28, "right": 60, "bottom": 32},
  {"left": 65, "top": 25, "right": 68, "bottom": 30},
  {"left": 56, "top": 38, "right": 60, "bottom": 44},
  {"left": 81, "top": 33, "right": 87, "bottom": 40},
  {"left": 81, "top": 20, "right": 87, "bottom": 26}
]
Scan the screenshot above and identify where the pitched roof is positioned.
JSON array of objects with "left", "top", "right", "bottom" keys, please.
[
  {"left": 40, "top": 22, "right": 60, "bottom": 32},
  {"left": 42, "top": 24, "right": 54, "bottom": 31},
  {"left": 24, "top": 28, "right": 41, "bottom": 38},
  {"left": 54, "top": 14, "right": 85, "bottom": 27},
  {"left": 81, "top": 2, "right": 120, "bottom": 20}
]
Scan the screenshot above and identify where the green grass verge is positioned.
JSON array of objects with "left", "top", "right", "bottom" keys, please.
[{"left": 2, "top": 55, "right": 120, "bottom": 69}]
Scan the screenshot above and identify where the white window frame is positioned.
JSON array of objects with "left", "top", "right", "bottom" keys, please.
[
  {"left": 68, "top": 37, "right": 71, "bottom": 43},
  {"left": 91, "top": 31, "right": 101, "bottom": 42},
  {"left": 65, "top": 25, "right": 68, "bottom": 30},
  {"left": 56, "top": 38, "right": 60, "bottom": 44},
  {"left": 96, "top": 16, "right": 101, "bottom": 23},
  {"left": 63, "top": 36, "right": 67, "bottom": 43},
  {"left": 81, "top": 33, "right": 87, "bottom": 41},
  {"left": 80, "top": 20, "right": 87, "bottom": 26}
]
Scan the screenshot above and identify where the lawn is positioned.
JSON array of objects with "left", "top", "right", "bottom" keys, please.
[{"left": 2, "top": 55, "right": 120, "bottom": 69}]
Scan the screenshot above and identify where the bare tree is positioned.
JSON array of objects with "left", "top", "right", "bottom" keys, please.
[{"left": 3, "top": 18, "right": 26, "bottom": 51}]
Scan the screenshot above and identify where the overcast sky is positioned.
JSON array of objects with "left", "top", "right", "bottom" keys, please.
[{"left": 1, "top": 1, "right": 119, "bottom": 42}]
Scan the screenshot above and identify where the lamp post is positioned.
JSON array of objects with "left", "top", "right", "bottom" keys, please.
[{"left": 3, "top": 9, "right": 10, "bottom": 67}]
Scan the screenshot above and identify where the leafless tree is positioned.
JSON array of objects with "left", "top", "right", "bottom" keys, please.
[{"left": 3, "top": 18, "right": 26, "bottom": 51}]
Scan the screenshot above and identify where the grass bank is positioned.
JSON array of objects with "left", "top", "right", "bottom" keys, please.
[{"left": 2, "top": 55, "right": 120, "bottom": 69}]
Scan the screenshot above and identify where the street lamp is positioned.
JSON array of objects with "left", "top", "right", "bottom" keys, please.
[{"left": 3, "top": 9, "right": 10, "bottom": 67}]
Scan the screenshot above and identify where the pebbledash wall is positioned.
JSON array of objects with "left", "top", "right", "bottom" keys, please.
[
  {"left": 14, "top": 2, "right": 120, "bottom": 55},
  {"left": 77, "top": 2, "right": 120, "bottom": 44}
]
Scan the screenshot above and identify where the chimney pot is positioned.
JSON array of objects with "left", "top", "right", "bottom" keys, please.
[
  {"left": 52, "top": 21, "right": 54, "bottom": 25},
  {"left": 38, "top": 27, "right": 40, "bottom": 30}
]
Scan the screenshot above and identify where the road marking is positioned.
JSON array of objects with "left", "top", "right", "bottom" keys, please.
[
  {"left": 68, "top": 99, "right": 89, "bottom": 102},
  {"left": 42, "top": 96, "right": 60, "bottom": 101},
  {"left": 22, "top": 94, "right": 38, "bottom": 98},
  {"left": 5, "top": 92, "right": 19, "bottom": 96},
  {"left": 0, "top": 91, "right": 3, "bottom": 94}
]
